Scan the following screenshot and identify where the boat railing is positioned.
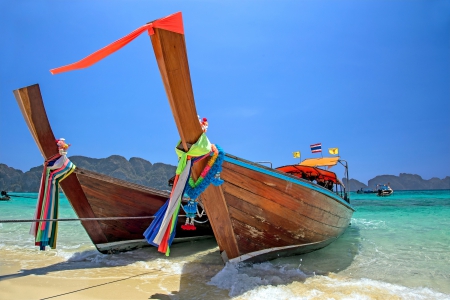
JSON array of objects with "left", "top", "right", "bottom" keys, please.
[
  {"left": 256, "top": 161, "right": 273, "bottom": 169},
  {"left": 335, "top": 183, "right": 349, "bottom": 202},
  {"left": 337, "top": 159, "right": 350, "bottom": 202}
]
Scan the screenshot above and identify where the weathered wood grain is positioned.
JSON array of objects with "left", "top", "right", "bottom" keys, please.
[
  {"left": 150, "top": 27, "right": 240, "bottom": 258},
  {"left": 76, "top": 169, "right": 214, "bottom": 241},
  {"left": 223, "top": 160, "right": 352, "bottom": 219}
]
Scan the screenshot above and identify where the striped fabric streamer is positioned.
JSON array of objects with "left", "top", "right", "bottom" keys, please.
[
  {"left": 30, "top": 154, "right": 75, "bottom": 250},
  {"left": 143, "top": 160, "right": 191, "bottom": 256},
  {"left": 144, "top": 133, "right": 213, "bottom": 256}
]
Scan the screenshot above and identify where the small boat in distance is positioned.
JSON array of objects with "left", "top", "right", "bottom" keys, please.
[
  {"left": 376, "top": 183, "right": 393, "bottom": 197},
  {"left": 356, "top": 188, "right": 376, "bottom": 194},
  {"left": 13, "top": 84, "right": 213, "bottom": 253},
  {"left": 0, "top": 191, "right": 11, "bottom": 201}
]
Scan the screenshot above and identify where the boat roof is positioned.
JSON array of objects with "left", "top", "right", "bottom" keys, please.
[
  {"left": 299, "top": 156, "right": 340, "bottom": 168},
  {"left": 276, "top": 164, "right": 339, "bottom": 183}
]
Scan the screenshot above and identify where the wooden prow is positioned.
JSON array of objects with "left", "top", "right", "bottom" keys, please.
[
  {"left": 14, "top": 85, "right": 59, "bottom": 159},
  {"left": 149, "top": 28, "right": 201, "bottom": 151},
  {"left": 13, "top": 84, "right": 108, "bottom": 245},
  {"left": 150, "top": 28, "right": 241, "bottom": 259}
]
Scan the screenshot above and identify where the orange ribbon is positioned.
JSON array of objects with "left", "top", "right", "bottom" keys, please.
[{"left": 50, "top": 12, "right": 184, "bottom": 75}]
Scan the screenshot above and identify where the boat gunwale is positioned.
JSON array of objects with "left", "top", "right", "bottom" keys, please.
[
  {"left": 226, "top": 234, "right": 342, "bottom": 264},
  {"left": 74, "top": 167, "right": 170, "bottom": 199}
]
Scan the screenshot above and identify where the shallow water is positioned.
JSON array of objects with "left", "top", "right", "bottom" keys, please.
[{"left": 0, "top": 190, "right": 449, "bottom": 299}]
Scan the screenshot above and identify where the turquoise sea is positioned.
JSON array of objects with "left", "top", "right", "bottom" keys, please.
[{"left": 1, "top": 190, "right": 449, "bottom": 299}]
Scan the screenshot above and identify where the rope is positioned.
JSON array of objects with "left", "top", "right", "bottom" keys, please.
[
  {"left": 4, "top": 194, "right": 37, "bottom": 199},
  {"left": 0, "top": 215, "right": 192, "bottom": 223}
]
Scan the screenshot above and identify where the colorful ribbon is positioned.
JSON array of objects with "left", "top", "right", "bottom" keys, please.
[
  {"left": 30, "top": 154, "right": 75, "bottom": 250},
  {"left": 143, "top": 134, "right": 220, "bottom": 256},
  {"left": 50, "top": 12, "right": 184, "bottom": 75}
]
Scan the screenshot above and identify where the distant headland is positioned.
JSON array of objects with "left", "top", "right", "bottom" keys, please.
[
  {"left": 1, "top": 156, "right": 449, "bottom": 192},
  {"left": 343, "top": 175, "right": 449, "bottom": 191}
]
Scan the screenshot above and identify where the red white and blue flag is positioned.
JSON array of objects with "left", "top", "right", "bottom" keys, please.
[{"left": 310, "top": 143, "right": 322, "bottom": 153}]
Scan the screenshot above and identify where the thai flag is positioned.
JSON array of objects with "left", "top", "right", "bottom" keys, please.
[{"left": 310, "top": 143, "right": 322, "bottom": 153}]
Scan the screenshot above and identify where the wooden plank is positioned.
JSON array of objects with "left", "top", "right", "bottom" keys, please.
[
  {"left": 226, "top": 193, "right": 327, "bottom": 240},
  {"left": 77, "top": 172, "right": 167, "bottom": 213},
  {"left": 13, "top": 84, "right": 108, "bottom": 244},
  {"left": 222, "top": 167, "right": 349, "bottom": 230},
  {"left": 77, "top": 175, "right": 163, "bottom": 240},
  {"left": 222, "top": 161, "right": 353, "bottom": 226},
  {"left": 230, "top": 218, "right": 290, "bottom": 254},
  {"left": 228, "top": 205, "right": 311, "bottom": 245},
  {"left": 76, "top": 170, "right": 213, "bottom": 240},
  {"left": 223, "top": 183, "right": 344, "bottom": 237},
  {"left": 199, "top": 185, "right": 241, "bottom": 255},
  {"left": 222, "top": 162, "right": 351, "bottom": 222},
  {"left": 149, "top": 28, "right": 240, "bottom": 258},
  {"left": 75, "top": 168, "right": 170, "bottom": 198}
]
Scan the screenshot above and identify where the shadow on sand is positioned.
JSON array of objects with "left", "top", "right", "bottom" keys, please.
[
  {"left": 0, "top": 238, "right": 223, "bottom": 299},
  {"left": 1, "top": 225, "right": 360, "bottom": 299}
]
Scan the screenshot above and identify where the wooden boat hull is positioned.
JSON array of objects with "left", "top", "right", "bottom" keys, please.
[
  {"left": 74, "top": 168, "right": 213, "bottom": 253},
  {"left": 13, "top": 84, "right": 213, "bottom": 253},
  {"left": 213, "top": 155, "right": 354, "bottom": 262}
]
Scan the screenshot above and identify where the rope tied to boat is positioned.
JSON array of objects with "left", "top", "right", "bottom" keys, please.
[
  {"left": 0, "top": 215, "right": 201, "bottom": 223},
  {"left": 31, "top": 138, "right": 76, "bottom": 251},
  {"left": 143, "top": 119, "right": 224, "bottom": 256}
]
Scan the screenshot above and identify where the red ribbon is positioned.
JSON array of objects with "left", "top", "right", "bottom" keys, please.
[{"left": 50, "top": 12, "right": 184, "bottom": 75}]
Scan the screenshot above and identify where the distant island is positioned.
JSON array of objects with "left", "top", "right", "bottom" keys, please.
[
  {"left": 0, "top": 155, "right": 176, "bottom": 193},
  {"left": 343, "top": 175, "right": 449, "bottom": 191},
  {"left": 1, "top": 156, "right": 449, "bottom": 192}
]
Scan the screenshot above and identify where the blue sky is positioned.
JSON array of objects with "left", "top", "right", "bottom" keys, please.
[{"left": 1, "top": 0, "right": 449, "bottom": 184}]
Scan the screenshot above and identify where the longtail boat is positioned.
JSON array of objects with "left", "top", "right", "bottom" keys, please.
[
  {"left": 44, "top": 12, "right": 355, "bottom": 262},
  {"left": 148, "top": 13, "right": 354, "bottom": 263},
  {"left": 13, "top": 84, "right": 213, "bottom": 253}
]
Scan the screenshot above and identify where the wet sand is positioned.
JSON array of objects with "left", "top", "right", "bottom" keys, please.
[{"left": 0, "top": 239, "right": 232, "bottom": 300}]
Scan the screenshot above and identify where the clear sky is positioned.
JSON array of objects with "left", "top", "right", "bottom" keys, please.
[{"left": 1, "top": 0, "right": 449, "bottom": 184}]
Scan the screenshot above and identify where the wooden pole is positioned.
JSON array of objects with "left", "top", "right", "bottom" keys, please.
[{"left": 149, "top": 28, "right": 240, "bottom": 259}]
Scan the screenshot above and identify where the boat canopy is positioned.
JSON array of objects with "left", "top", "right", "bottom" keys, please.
[
  {"left": 299, "top": 156, "right": 340, "bottom": 168},
  {"left": 276, "top": 165, "right": 339, "bottom": 184}
]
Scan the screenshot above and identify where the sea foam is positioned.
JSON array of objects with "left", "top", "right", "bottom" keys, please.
[{"left": 208, "top": 262, "right": 450, "bottom": 300}]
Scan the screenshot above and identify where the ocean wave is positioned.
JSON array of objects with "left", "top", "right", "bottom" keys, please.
[
  {"left": 208, "top": 261, "right": 310, "bottom": 297},
  {"left": 208, "top": 262, "right": 450, "bottom": 299},
  {"left": 351, "top": 218, "right": 387, "bottom": 230},
  {"left": 131, "top": 259, "right": 184, "bottom": 275}
]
